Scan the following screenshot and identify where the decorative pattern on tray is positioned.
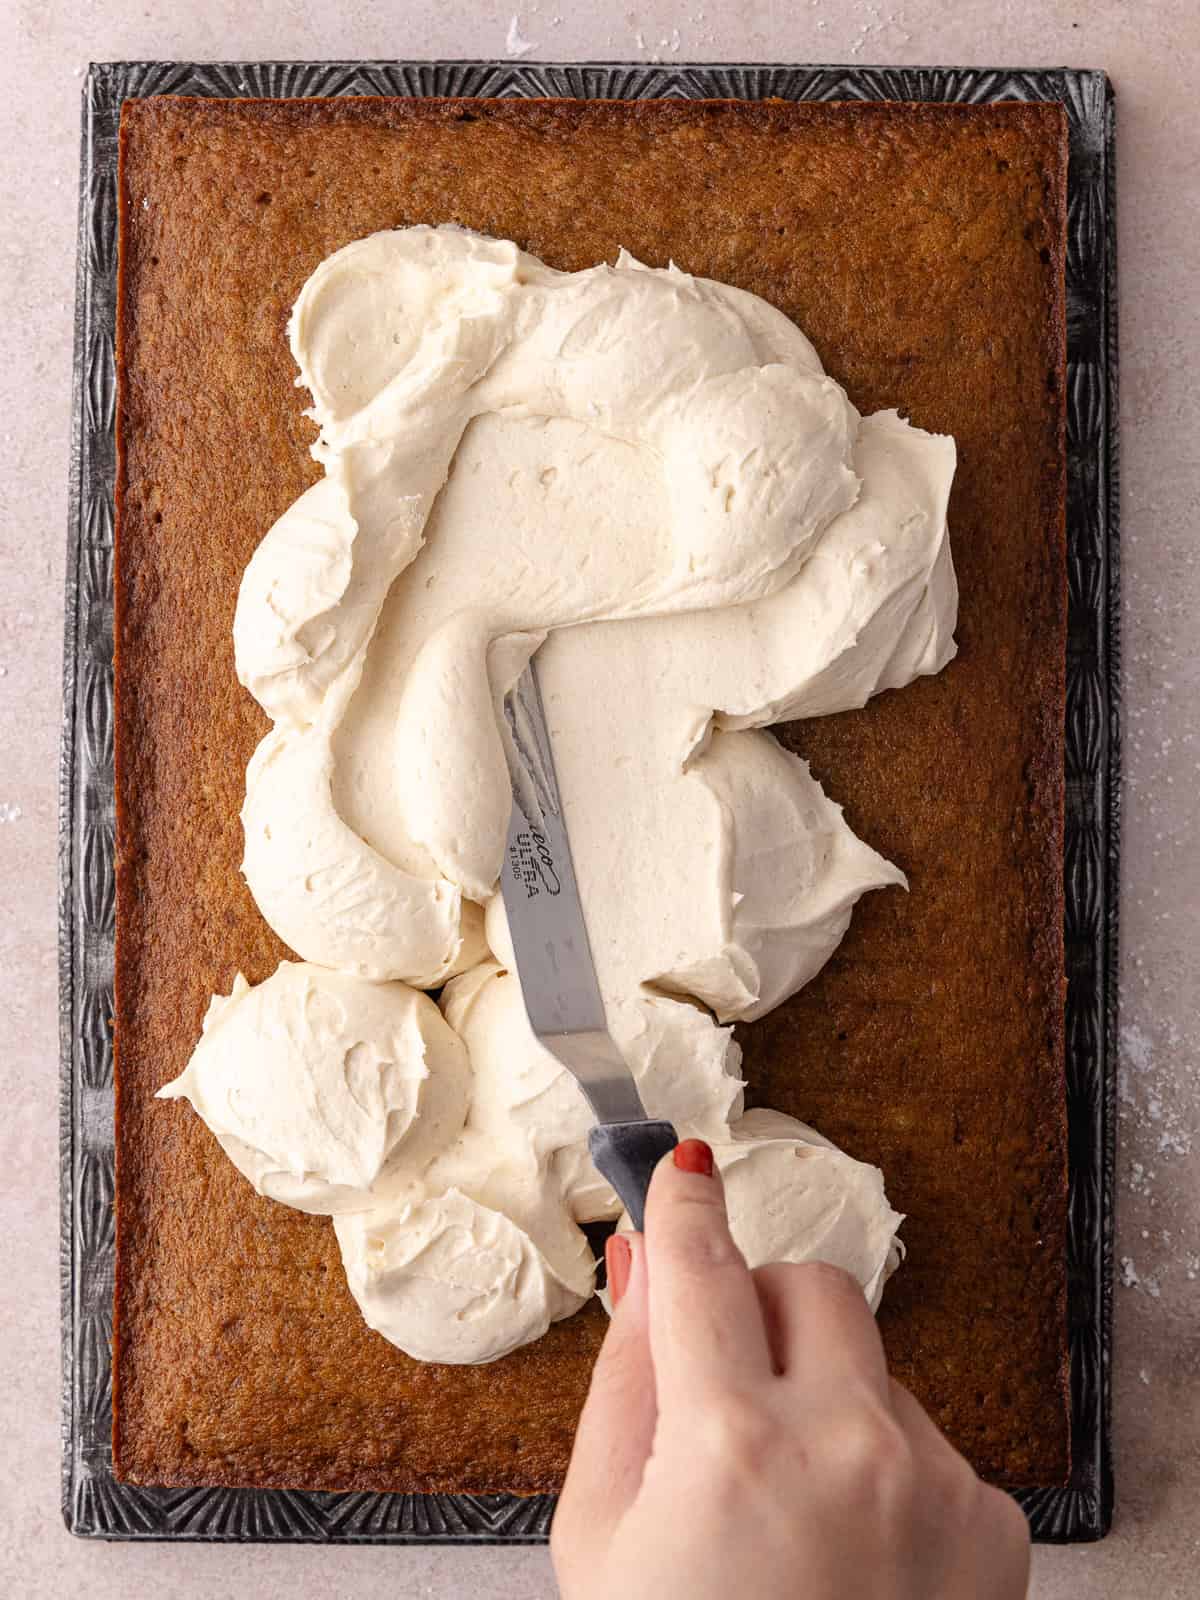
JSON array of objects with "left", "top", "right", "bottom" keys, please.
[{"left": 60, "top": 59, "right": 1117, "bottom": 1543}]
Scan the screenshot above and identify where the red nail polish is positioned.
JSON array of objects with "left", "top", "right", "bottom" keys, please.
[
  {"left": 606, "top": 1234, "right": 632, "bottom": 1307},
  {"left": 673, "top": 1138, "right": 714, "bottom": 1177}
]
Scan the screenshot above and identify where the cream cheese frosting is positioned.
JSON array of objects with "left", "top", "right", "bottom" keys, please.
[
  {"left": 606, "top": 1109, "right": 905, "bottom": 1314},
  {"left": 441, "top": 958, "right": 746, "bottom": 1224},
  {"left": 156, "top": 961, "right": 469, "bottom": 1214},
  {"left": 234, "top": 226, "right": 865, "bottom": 980},
  {"left": 484, "top": 721, "right": 905, "bottom": 1028},
  {"left": 712, "top": 1109, "right": 905, "bottom": 1312},
  {"left": 163, "top": 225, "right": 959, "bottom": 1365},
  {"left": 332, "top": 964, "right": 603, "bottom": 1364},
  {"left": 334, "top": 1183, "right": 591, "bottom": 1365}
]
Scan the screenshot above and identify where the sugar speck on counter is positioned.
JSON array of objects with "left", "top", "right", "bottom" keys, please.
[{"left": 506, "top": 15, "right": 537, "bottom": 56}]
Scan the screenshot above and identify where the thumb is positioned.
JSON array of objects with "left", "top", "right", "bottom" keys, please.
[{"left": 553, "top": 1234, "right": 657, "bottom": 1567}]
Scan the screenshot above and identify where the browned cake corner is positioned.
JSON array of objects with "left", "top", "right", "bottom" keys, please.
[{"left": 114, "top": 94, "right": 1069, "bottom": 1493}]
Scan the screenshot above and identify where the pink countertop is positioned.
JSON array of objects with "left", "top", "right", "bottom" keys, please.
[{"left": 3, "top": 2, "right": 1197, "bottom": 1595}]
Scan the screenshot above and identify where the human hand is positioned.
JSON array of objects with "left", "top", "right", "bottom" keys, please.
[{"left": 552, "top": 1139, "right": 1030, "bottom": 1600}]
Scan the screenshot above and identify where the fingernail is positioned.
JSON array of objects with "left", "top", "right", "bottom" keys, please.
[
  {"left": 606, "top": 1234, "right": 632, "bottom": 1307},
  {"left": 673, "top": 1138, "right": 714, "bottom": 1177}
]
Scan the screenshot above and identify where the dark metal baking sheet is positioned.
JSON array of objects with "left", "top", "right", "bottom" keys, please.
[{"left": 60, "top": 59, "right": 1117, "bottom": 1544}]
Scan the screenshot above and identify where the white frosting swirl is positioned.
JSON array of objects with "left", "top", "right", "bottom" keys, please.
[
  {"left": 607, "top": 1108, "right": 905, "bottom": 1314},
  {"left": 482, "top": 722, "right": 905, "bottom": 1031},
  {"left": 235, "top": 226, "right": 862, "bottom": 981},
  {"left": 717, "top": 1109, "right": 905, "bottom": 1312},
  {"left": 441, "top": 958, "right": 747, "bottom": 1224},
  {"left": 334, "top": 1185, "right": 591, "bottom": 1365},
  {"left": 333, "top": 969, "right": 604, "bottom": 1364},
  {"left": 156, "top": 962, "right": 468, "bottom": 1214},
  {"left": 239, "top": 730, "right": 490, "bottom": 986}
]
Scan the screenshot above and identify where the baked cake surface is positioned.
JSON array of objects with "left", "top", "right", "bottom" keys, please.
[{"left": 114, "top": 95, "right": 1068, "bottom": 1493}]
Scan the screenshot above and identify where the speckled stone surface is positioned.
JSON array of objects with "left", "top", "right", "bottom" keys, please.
[{"left": 2, "top": 2, "right": 1197, "bottom": 1596}]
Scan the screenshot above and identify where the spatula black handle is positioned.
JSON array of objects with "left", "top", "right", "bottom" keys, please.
[{"left": 588, "top": 1119, "right": 678, "bottom": 1233}]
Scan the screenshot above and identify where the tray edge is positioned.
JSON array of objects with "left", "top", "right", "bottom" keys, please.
[{"left": 60, "top": 58, "right": 1118, "bottom": 1545}]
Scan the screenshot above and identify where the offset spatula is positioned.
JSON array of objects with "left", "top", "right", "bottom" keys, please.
[{"left": 499, "top": 654, "right": 677, "bottom": 1231}]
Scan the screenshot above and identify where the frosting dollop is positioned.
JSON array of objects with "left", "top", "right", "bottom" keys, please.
[
  {"left": 334, "top": 1185, "right": 590, "bottom": 1365},
  {"left": 157, "top": 962, "right": 468, "bottom": 1214},
  {"left": 717, "top": 1109, "right": 905, "bottom": 1311},
  {"left": 607, "top": 1109, "right": 905, "bottom": 1313},
  {"left": 332, "top": 965, "right": 607, "bottom": 1364}
]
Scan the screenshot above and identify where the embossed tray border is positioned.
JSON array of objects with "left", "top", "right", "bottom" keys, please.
[{"left": 60, "top": 60, "right": 1117, "bottom": 1543}]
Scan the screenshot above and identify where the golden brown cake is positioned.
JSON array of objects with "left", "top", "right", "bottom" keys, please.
[{"left": 114, "top": 94, "right": 1069, "bottom": 1493}]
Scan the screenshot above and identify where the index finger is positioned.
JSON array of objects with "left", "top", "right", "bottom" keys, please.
[{"left": 642, "top": 1140, "right": 773, "bottom": 1407}]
